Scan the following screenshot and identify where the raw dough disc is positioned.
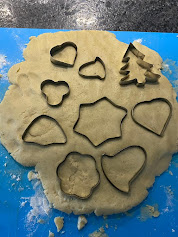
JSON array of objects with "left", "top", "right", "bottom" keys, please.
[{"left": 0, "top": 31, "right": 178, "bottom": 216}]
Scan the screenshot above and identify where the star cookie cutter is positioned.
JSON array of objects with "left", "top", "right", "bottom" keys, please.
[
  {"left": 41, "top": 79, "right": 70, "bottom": 107},
  {"left": 22, "top": 115, "right": 67, "bottom": 146},
  {"left": 131, "top": 97, "right": 172, "bottom": 137},
  {"left": 50, "top": 42, "right": 77, "bottom": 67},
  {"left": 78, "top": 57, "right": 106, "bottom": 80},
  {"left": 119, "top": 43, "right": 161, "bottom": 87},
  {"left": 56, "top": 152, "right": 100, "bottom": 199},
  {"left": 73, "top": 97, "right": 128, "bottom": 147},
  {"left": 101, "top": 145, "right": 147, "bottom": 193}
]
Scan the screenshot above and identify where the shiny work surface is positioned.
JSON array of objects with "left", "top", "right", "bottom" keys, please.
[{"left": 0, "top": 1, "right": 178, "bottom": 32}]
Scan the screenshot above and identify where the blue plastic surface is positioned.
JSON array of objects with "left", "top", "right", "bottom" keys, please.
[{"left": 0, "top": 29, "right": 178, "bottom": 237}]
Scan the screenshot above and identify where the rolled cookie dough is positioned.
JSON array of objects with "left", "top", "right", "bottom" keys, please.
[{"left": 0, "top": 31, "right": 178, "bottom": 216}]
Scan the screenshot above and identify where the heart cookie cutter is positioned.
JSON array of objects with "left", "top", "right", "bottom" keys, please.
[
  {"left": 56, "top": 152, "right": 100, "bottom": 199},
  {"left": 41, "top": 79, "right": 70, "bottom": 107},
  {"left": 78, "top": 57, "right": 106, "bottom": 80},
  {"left": 131, "top": 98, "right": 172, "bottom": 137},
  {"left": 50, "top": 42, "right": 77, "bottom": 67}
]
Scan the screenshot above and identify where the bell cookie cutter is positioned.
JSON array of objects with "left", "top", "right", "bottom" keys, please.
[{"left": 78, "top": 57, "right": 106, "bottom": 80}]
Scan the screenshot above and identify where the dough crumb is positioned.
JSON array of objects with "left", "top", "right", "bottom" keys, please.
[
  {"left": 105, "top": 224, "right": 108, "bottom": 228},
  {"left": 0, "top": 74, "right": 2, "bottom": 78},
  {"left": 38, "top": 219, "right": 45, "bottom": 224},
  {"left": 48, "top": 230, "right": 54, "bottom": 237},
  {"left": 28, "top": 171, "right": 39, "bottom": 181},
  {"left": 169, "top": 171, "right": 173, "bottom": 176},
  {"left": 103, "top": 215, "right": 107, "bottom": 219},
  {"left": 77, "top": 215, "right": 87, "bottom": 230},
  {"left": 54, "top": 217, "right": 64, "bottom": 232},
  {"left": 89, "top": 227, "right": 108, "bottom": 237},
  {"left": 139, "top": 204, "right": 160, "bottom": 221}
]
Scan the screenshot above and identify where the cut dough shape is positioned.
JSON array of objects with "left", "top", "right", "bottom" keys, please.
[
  {"left": 132, "top": 98, "right": 172, "bottom": 136},
  {"left": 74, "top": 97, "right": 127, "bottom": 146},
  {"left": 101, "top": 146, "right": 146, "bottom": 193},
  {"left": 57, "top": 152, "right": 100, "bottom": 199},
  {"left": 54, "top": 216, "right": 64, "bottom": 232},
  {"left": 0, "top": 31, "right": 178, "bottom": 216},
  {"left": 22, "top": 115, "right": 67, "bottom": 145}
]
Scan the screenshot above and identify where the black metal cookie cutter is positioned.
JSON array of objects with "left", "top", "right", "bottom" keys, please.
[
  {"left": 56, "top": 151, "right": 100, "bottom": 199},
  {"left": 73, "top": 97, "right": 128, "bottom": 147},
  {"left": 78, "top": 57, "right": 106, "bottom": 80},
  {"left": 101, "top": 145, "right": 147, "bottom": 193},
  {"left": 22, "top": 115, "right": 67, "bottom": 146},
  {"left": 50, "top": 42, "right": 77, "bottom": 67},
  {"left": 41, "top": 79, "right": 70, "bottom": 107},
  {"left": 131, "top": 97, "right": 172, "bottom": 137},
  {"left": 119, "top": 43, "right": 161, "bottom": 87}
]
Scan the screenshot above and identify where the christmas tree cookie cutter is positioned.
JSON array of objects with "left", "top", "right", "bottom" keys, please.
[
  {"left": 119, "top": 43, "right": 161, "bottom": 87},
  {"left": 50, "top": 42, "right": 77, "bottom": 67},
  {"left": 78, "top": 57, "right": 106, "bottom": 80},
  {"left": 56, "top": 152, "right": 100, "bottom": 199},
  {"left": 41, "top": 79, "right": 70, "bottom": 107},
  {"left": 131, "top": 97, "right": 172, "bottom": 137}
]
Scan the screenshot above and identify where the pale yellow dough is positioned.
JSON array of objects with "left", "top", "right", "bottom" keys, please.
[{"left": 0, "top": 31, "right": 178, "bottom": 216}]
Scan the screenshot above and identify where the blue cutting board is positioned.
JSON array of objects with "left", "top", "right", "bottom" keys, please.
[{"left": 0, "top": 29, "right": 178, "bottom": 237}]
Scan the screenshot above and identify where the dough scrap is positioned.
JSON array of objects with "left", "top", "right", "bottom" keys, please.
[{"left": 0, "top": 31, "right": 178, "bottom": 216}]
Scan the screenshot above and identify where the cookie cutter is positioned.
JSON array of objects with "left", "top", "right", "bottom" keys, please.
[
  {"left": 119, "top": 43, "right": 160, "bottom": 87},
  {"left": 22, "top": 115, "right": 67, "bottom": 146},
  {"left": 56, "top": 151, "right": 100, "bottom": 199},
  {"left": 41, "top": 80, "right": 70, "bottom": 107},
  {"left": 50, "top": 42, "right": 77, "bottom": 67},
  {"left": 78, "top": 57, "right": 106, "bottom": 80},
  {"left": 73, "top": 97, "right": 128, "bottom": 147},
  {"left": 101, "top": 145, "right": 147, "bottom": 193},
  {"left": 131, "top": 98, "right": 172, "bottom": 137}
]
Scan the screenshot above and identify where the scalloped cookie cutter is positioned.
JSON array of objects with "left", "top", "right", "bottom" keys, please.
[
  {"left": 22, "top": 115, "right": 67, "bottom": 146},
  {"left": 101, "top": 145, "right": 147, "bottom": 193},
  {"left": 41, "top": 79, "right": 70, "bottom": 107},
  {"left": 131, "top": 97, "right": 172, "bottom": 136},
  {"left": 78, "top": 57, "right": 106, "bottom": 80},
  {"left": 56, "top": 151, "right": 100, "bottom": 199},
  {"left": 50, "top": 42, "right": 77, "bottom": 67},
  {"left": 73, "top": 97, "right": 128, "bottom": 147},
  {"left": 119, "top": 43, "right": 161, "bottom": 87}
]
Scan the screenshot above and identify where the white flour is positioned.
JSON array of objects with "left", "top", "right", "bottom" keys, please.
[{"left": 0, "top": 54, "right": 8, "bottom": 69}]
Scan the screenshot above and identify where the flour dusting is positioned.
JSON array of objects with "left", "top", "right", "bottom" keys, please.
[
  {"left": 0, "top": 54, "right": 8, "bottom": 69},
  {"left": 134, "top": 38, "right": 143, "bottom": 43},
  {"left": 20, "top": 171, "right": 51, "bottom": 236}
]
